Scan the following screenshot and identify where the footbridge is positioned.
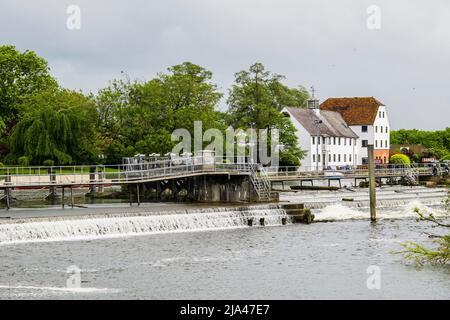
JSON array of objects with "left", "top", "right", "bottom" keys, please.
[{"left": 0, "top": 156, "right": 447, "bottom": 207}]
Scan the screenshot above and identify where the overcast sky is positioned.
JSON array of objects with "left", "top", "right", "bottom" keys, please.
[{"left": 1, "top": 0, "right": 449, "bottom": 130}]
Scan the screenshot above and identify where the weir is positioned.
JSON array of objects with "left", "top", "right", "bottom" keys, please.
[{"left": 0, "top": 204, "right": 312, "bottom": 245}]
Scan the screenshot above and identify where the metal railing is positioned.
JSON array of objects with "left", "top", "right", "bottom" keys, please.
[
  {"left": 0, "top": 160, "right": 442, "bottom": 188},
  {"left": 261, "top": 163, "right": 436, "bottom": 179},
  {"left": 0, "top": 157, "right": 253, "bottom": 188}
]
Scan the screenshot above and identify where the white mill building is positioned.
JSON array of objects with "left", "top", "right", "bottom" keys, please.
[{"left": 282, "top": 96, "right": 359, "bottom": 171}]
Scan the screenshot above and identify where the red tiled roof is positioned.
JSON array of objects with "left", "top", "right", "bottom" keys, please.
[{"left": 319, "top": 97, "right": 385, "bottom": 125}]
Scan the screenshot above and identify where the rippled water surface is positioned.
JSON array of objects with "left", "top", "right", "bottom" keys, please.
[{"left": 1, "top": 206, "right": 449, "bottom": 299}]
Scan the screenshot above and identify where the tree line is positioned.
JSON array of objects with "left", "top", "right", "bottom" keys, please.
[
  {"left": 0, "top": 45, "right": 309, "bottom": 167},
  {"left": 391, "top": 128, "right": 450, "bottom": 161}
]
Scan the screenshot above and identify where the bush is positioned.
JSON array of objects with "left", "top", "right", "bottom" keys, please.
[
  {"left": 43, "top": 159, "right": 55, "bottom": 167},
  {"left": 18, "top": 156, "right": 30, "bottom": 166},
  {"left": 390, "top": 154, "right": 411, "bottom": 165},
  {"left": 440, "top": 154, "right": 450, "bottom": 161}
]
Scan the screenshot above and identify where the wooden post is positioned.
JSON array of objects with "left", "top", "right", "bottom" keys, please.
[
  {"left": 368, "top": 144, "right": 377, "bottom": 222},
  {"left": 129, "top": 185, "right": 132, "bottom": 206},
  {"left": 5, "top": 188, "right": 10, "bottom": 211},
  {"left": 137, "top": 184, "right": 140, "bottom": 206},
  {"left": 70, "top": 186, "right": 74, "bottom": 208},
  {"left": 5, "top": 174, "right": 11, "bottom": 211},
  {"left": 62, "top": 186, "right": 65, "bottom": 209}
]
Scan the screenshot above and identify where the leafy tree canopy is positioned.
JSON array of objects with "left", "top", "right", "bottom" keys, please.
[
  {"left": 8, "top": 90, "right": 98, "bottom": 165},
  {"left": 227, "top": 63, "right": 308, "bottom": 166},
  {"left": 0, "top": 45, "right": 58, "bottom": 128},
  {"left": 95, "top": 62, "right": 225, "bottom": 162},
  {"left": 391, "top": 128, "right": 450, "bottom": 159}
]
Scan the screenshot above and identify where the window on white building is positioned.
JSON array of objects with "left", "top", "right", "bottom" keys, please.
[
  {"left": 349, "top": 154, "right": 352, "bottom": 162},
  {"left": 362, "top": 140, "right": 368, "bottom": 147},
  {"left": 349, "top": 139, "right": 352, "bottom": 146},
  {"left": 344, "top": 138, "right": 346, "bottom": 146},
  {"left": 379, "top": 111, "right": 382, "bottom": 118},
  {"left": 375, "top": 140, "right": 378, "bottom": 148},
  {"left": 338, "top": 138, "right": 341, "bottom": 145},
  {"left": 385, "top": 140, "right": 388, "bottom": 148},
  {"left": 381, "top": 126, "right": 383, "bottom": 133},
  {"left": 333, "top": 154, "right": 336, "bottom": 162},
  {"left": 333, "top": 137, "right": 336, "bottom": 145},
  {"left": 312, "top": 137, "right": 315, "bottom": 144},
  {"left": 329, "top": 154, "right": 331, "bottom": 162},
  {"left": 375, "top": 126, "right": 378, "bottom": 133},
  {"left": 344, "top": 154, "right": 347, "bottom": 162},
  {"left": 386, "top": 126, "right": 388, "bottom": 133},
  {"left": 313, "top": 154, "right": 315, "bottom": 163},
  {"left": 362, "top": 126, "right": 368, "bottom": 133},
  {"left": 338, "top": 154, "right": 341, "bottom": 162}
]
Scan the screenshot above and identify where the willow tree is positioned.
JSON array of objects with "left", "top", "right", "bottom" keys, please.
[{"left": 8, "top": 90, "right": 99, "bottom": 165}]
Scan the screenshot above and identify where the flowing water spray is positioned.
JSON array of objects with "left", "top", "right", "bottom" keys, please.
[
  {"left": 313, "top": 200, "right": 446, "bottom": 222},
  {"left": 0, "top": 205, "right": 291, "bottom": 245}
]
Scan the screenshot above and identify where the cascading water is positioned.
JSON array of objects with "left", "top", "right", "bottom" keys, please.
[
  {"left": 0, "top": 205, "right": 291, "bottom": 245},
  {"left": 280, "top": 186, "right": 448, "bottom": 209}
]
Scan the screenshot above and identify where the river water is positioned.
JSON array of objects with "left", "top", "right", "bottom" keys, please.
[{"left": 0, "top": 186, "right": 449, "bottom": 300}]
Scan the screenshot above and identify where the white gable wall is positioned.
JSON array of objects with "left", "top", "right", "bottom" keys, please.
[
  {"left": 351, "top": 105, "right": 390, "bottom": 165},
  {"left": 283, "top": 108, "right": 359, "bottom": 171}
]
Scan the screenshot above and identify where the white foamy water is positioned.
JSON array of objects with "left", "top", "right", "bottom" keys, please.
[
  {"left": 0, "top": 205, "right": 290, "bottom": 245},
  {"left": 314, "top": 200, "right": 447, "bottom": 222},
  {"left": 280, "top": 186, "right": 448, "bottom": 210}
]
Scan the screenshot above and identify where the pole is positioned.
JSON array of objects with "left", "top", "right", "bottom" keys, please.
[
  {"left": 5, "top": 188, "right": 10, "bottom": 211},
  {"left": 368, "top": 144, "right": 376, "bottom": 222},
  {"left": 70, "top": 186, "right": 74, "bottom": 208},
  {"left": 316, "top": 135, "right": 319, "bottom": 172},
  {"left": 137, "top": 184, "right": 140, "bottom": 206}
]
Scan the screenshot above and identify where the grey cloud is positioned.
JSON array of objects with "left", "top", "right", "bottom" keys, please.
[{"left": 1, "top": 0, "right": 449, "bottom": 129}]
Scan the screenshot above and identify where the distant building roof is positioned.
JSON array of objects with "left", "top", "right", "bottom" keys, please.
[
  {"left": 284, "top": 107, "right": 358, "bottom": 138},
  {"left": 319, "top": 97, "right": 385, "bottom": 125}
]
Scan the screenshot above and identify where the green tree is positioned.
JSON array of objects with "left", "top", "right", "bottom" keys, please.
[
  {"left": 0, "top": 45, "right": 58, "bottom": 135},
  {"left": 95, "top": 62, "right": 225, "bottom": 161},
  {"left": 8, "top": 90, "right": 99, "bottom": 165},
  {"left": 391, "top": 128, "right": 450, "bottom": 159},
  {"left": 227, "top": 63, "right": 307, "bottom": 166}
]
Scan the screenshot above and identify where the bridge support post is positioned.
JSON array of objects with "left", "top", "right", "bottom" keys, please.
[
  {"left": 4, "top": 174, "right": 11, "bottom": 210},
  {"left": 49, "top": 169, "right": 57, "bottom": 198},
  {"left": 129, "top": 186, "right": 132, "bottom": 206},
  {"left": 70, "top": 186, "right": 74, "bottom": 208},
  {"left": 62, "top": 186, "right": 65, "bottom": 209},
  {"left": 137, "top": 184, "right": 140, "bottom": 206},
  {"left": 89, "top": 167, "right": 96, "bottom": 194},
  {"left": 98, "top": 169, "right": 104, "bottom": 193}
]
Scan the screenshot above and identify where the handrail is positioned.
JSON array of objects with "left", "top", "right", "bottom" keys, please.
[{"left": 0, "top": 162, "right": 253, "bottom": 188}]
